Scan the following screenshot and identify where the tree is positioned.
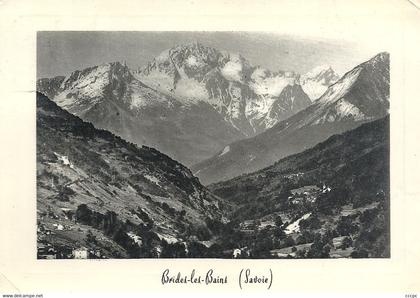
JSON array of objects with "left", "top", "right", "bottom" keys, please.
[
  {"left": 296, "top": 249, "right": 307, "bottom": 258},
  {"left": 76, "top": 204, "right": 92, "bottom": 224},
  {"left": 207, "top": 243, "right": 224, "bottom": 258},
  {"left": 160, "top": 241, "right": 187, "bottom": 258},
  {"left": 274, "top": 216, "right": 283, "bottom": 227},
  {"left": 187, "top": 241, "right": 208, "bottom": 258},
  {"left": 299, "top": 213, "right": 322, "bottom": 230},
  {"left": 351, "top": 249, "right": 369, "bottom": 258},
  {"left": 306, "top": 234, "right": 331, "bottom": 258},
  {"left": 282, "top": 236, "right": 295, "bottom": 248},
  {"left": 296, "top": 235, "right": 307, "bottom": 245},
  {"left": 336, "top": 216, "right": 359, "bottom": 236},
  {"left": 341, "top": 237, "right": 353, "bottom": 250},
  {"left": 274, "top": 227, "right": 286, "bottom": 239},
  {"left": 86, "top": 230, "right": 96, "bottom": 244}
]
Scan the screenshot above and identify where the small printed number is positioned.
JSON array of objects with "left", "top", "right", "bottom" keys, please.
[{"left": 405, "top": 294, "right": 417, "bottom": 298}]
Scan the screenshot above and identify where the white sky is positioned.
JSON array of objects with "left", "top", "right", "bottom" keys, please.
[{"left": 37, "top": 31, "right": 386, "bottom": 79}]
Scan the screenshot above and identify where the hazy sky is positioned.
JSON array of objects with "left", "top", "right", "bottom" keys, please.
[{"left": 37, "top": 31, "right": 382, "bottom": 79}]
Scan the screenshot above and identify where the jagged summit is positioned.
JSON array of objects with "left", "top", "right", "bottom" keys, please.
[
  {"left": 300, "top": 64, "right": 340, "bottom": 100},
  {"left": 134, "top": 42, "right": 313, "bottom": 135},
  {"left": 370, "top": 51, "right": 389, "bottom": 63}
]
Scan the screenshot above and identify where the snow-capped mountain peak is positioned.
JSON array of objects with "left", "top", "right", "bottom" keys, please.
[
  {"left": 133, "top": 42, "right": 311, "bottom": 135},
  {"left": 249, "top": 67, "right": 299, "bottom": 97},
  {"left": 300, "top": 65, "right": 340, "bottom": 101},
  {"left": 303, "top": 64, "right": 335, "bottom": 78},
  {"left": 306, "top": 52, "right": 390, "bottom": 125},
  {"left": 192, "top": 52, "right": 390, "bottom": 185}
]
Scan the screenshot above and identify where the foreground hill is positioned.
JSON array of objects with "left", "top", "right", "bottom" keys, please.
[
  {"left": 36, "top": 92, "right": 225, "bottom": 258},
  {"left": 193, "top": 52, "right": 390, "bottom": 184},
  {"left": 208, "top": 116, "right": 390, "bottom": 258}
]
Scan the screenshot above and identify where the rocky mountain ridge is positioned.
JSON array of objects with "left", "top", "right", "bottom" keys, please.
[{"left": 192, "top": 52, "right": 390, "bottom": 184}]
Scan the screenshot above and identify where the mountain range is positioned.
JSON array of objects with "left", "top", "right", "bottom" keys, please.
[
  {"left": 37, "top": 42, "right": 339, "bottom": 165},
  {"left": 192, "top": 52, "right": 389, "bottom": 184}
]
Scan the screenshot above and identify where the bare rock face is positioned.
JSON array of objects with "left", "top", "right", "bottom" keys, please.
[{"left": 192, "top": 52, "right": 390, "bottom": 185}]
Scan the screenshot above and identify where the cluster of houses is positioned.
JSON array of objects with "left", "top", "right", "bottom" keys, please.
[
  {"left": 37, "top": 220, "right": 104, "bottom": 259},
  {"left": 37, "top": 244, "right": 103, "bottom": 259},
  {"left": 37, "top": 222, "right": 73, "bottom": 236},
  {"left": 287, "top": 184, "right": 332, "bottom": 205},
  {"left": 72, "top": 247, "right": 103, "bottom": 259},
  {"left": 238, "top": 220, "right": 258, "bottom": 234},
  {"left": 37, "top": 243, "right": 59, "bottom": 259},
  {"left": 284, "top": 172, "right": 304, "bottom": 179}
]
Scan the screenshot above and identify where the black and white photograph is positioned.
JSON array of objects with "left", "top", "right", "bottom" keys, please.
[
  {"left": 4, "top": 0, "right": 420, "bottom": 296},
  {"left": 35, "top": 31, "right": 390, "bottom": 259}
]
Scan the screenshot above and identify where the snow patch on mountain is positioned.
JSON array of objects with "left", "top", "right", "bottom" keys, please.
[
  {"left": 129, "top": 81, "right": 169, "bottom": 109},
  {"left": 249, "top": 96, "right": 278, "bottom": 115},
  {"left": 335, "top": 99, "right": 365, "bottom": 120},
  {"left": 219, "top": 145, "right": 230, "bottom": 156},
  {"left": 221, "top": 55, "right": 243, "bottom": 82},
  {"left": 318, "top": 67, "right": 362, "bottom": 104},
  {"left": 135, "top": 70, "right": 174, "bottom": 95},
  {"left": 300, "top": 65, "right": 340, "bottom": 100},
  {"left": 303, "top": 64, "right": 332, "bottom": 78},
  {"left": 186, "top": 55, "right": 203, "bottom": 67},
  {"left": 250, "top": 68, "right": 296, "bottom": 97},
  {"left": 55, "top": 65, "right": 110, "bottom": 108},
  {"left": 225, "top": 83, "right": 242, "bottom": 120},
  {"left": 173, "top": 77, "right": 208, "bottom": 103},
  {"left": 301, "top": 81, "right": 329, "bottom": 101}
]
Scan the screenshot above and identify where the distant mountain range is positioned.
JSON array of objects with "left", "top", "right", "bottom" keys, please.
[
  {"left": 192, "top": 52, "right": 389, "bottom": 184},
  {"left": 37, "top": 42, "right": 338, "bottom": 165}
]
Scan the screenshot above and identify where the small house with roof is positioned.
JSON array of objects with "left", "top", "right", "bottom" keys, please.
[{"left": 73, "top": 247, "right": 89, "bottom": 259}]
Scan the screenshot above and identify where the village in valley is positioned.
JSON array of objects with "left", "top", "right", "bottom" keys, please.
[
  {"left": 37, "top": 209, "right": 105, "bottom": 259},
  {"left": 36, "top": 177, "right": 333, "bottom": 259}
]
